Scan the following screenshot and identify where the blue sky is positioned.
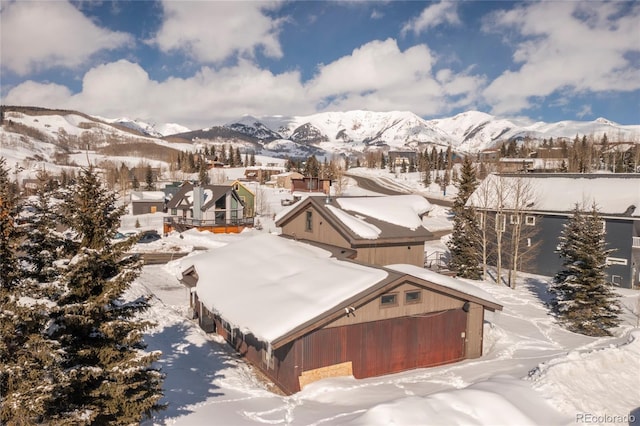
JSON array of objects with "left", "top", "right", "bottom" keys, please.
[{"left": 1, "top": 0, "right": 639, "bottom": 129}]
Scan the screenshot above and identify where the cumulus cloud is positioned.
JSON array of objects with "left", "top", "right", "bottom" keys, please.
[
  {"left": 152, "top": 1, "right": 285, "bottom": 64},
  {"left": 401, "top": 1, "right": 461, "bottom": 36},
  {"left": 4, "top": 59, "right": 310, "bottom": 129},
  {"left": 482, "top": 1, "right": 640, "bottom": 115},
  {"left": 0, "top": 0, "right": 134, "bottom": 75},
  {"left": 4, "top": 38, "right": 486, "bottom": 128}
]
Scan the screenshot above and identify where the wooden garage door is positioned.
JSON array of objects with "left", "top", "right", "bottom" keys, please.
[{"left": 349, "top": 309, "right": 467, "bottom": 379}]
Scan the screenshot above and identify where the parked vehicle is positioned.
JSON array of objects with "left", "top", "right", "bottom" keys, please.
[{"left": 137, "top": 230, "right": 161, "bottom": 244}]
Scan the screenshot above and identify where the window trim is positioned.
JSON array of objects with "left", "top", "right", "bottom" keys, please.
[
  {"left": 510, "top": 214, "right": 520, "bottom": 225},
  {"left": 380, "top": 293, "right": 398, "bottom": 307},
  {"left": 495, "top": 213, "right": 506, "bottom": 232},
  {"left": 404, "top": 290, "right": 422, "bottom": 304},
  {"left": 525, "top": 215, "right": 536, "bottom": 226},
  {"left": 606, "top": 257, "right": 628, "bottom": 266}
]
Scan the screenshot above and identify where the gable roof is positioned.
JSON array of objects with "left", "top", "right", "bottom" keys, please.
[
  {"left": 165, "top": 182, "right": 236, "bottom": 210},
  {"left": 184, "top": 234, "right": 502, "bottom": 350},
  {"left": 275, "top": 195, "right": 433, "bottom": 245},
  {"left": 225, "top": 179, "right": 255, "bottom": 196},
  {"left": 468, "top": 173, "right": 640, "bottom": 217}
]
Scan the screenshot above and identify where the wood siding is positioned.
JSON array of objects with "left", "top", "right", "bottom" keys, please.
[
  {"left": 326, "top": 281, "right": 463, "bottom": 328},
  {"left": 356, "top": 243, "right": 425, "bottom": 267},
  {"left": 464, "top": 303, "right": 484, "bottom": 359},
  {"left": 281, "top": 205, "right": 351, "bottom": 249}
]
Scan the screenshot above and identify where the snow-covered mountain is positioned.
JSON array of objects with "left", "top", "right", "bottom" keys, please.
[
  {"left": 104, "top": 117, "right": 191, "bottom": 137},
  {"left": 224, "top": 115, "right": 282, "bottom": 141},
  {"left": 223, "top": 110, "right": 639, "bottom": 155}
]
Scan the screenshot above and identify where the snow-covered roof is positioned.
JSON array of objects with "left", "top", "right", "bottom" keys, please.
[
  {"left": 386, "top": 264, "right": 501, "bottom": 307},
  {"left": 326, "top": 205, "right": 381, "bottom": 239},
  {"left": 468, "top": 174, "right": 640, "bottom": 217},
  {"left": 336, "top": 195, "right": 432, "bottom": 230},
  {"left": 188, "top": 234, "right": 389, "bottom": 345},
  {"left": 130, "top": 191, "right": 166, "bottom": 202}
]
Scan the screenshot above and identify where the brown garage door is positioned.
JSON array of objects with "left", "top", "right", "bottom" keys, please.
[{"left": 349, "top": 309, "right": 467, "bottom": 378}]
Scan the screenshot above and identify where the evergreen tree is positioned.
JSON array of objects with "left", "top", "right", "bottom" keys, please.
[
  {"left": 0, "top": 159, "right": 67, "bottom": 424},
  {"left": 446, "top": 157, "right": 482, "bottom": 279},
  {"left": 50, "top": 167, "right": 165, "bottom": 422},
  {"left": 304, "top": 155, "right": 320, "bottom": 177},
  {"left": 549, "top": 204, "right": 621, "bottom": 336},
  {"left": 132, "top": 175, "right": 140, "bottom": 190},
  {"left": 145, "top": 165, "right": 155, "bottom": 191},
  {"left": 235, "top": 147, "right": 243, "bottom": 167},
  {"left": 250, "top": 151, "right": 256, "bottom": 166},
  {"left": 198, "top": 159, "right": 210, "bottom": 185}
]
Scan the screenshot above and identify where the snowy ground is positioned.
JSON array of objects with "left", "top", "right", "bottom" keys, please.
[{"left": 117, "top": 166, "right": 639, "bottom": 426}]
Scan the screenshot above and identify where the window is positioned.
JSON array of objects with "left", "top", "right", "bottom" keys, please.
[
  {"left": 476, "top": 212, "right": 485, "bottom": 227},
  {"left": 380, "top": 293, "right": 398, "bottom": 307},
  {"left": 305, "top": 210, "right": 313, "bottom": 231},
  {"left": 405, "top": 290, "right": 422, "bottom": 304},
  {"left": 611, "top": 275, "right": 622, "bottom": 286},
  {"left": 495, "top": 213, "right": 506, "bottom": 232},
  {"left": 525, "top": 215, "right": 536, "bottom": 226},
  {"left": 527, "top": 238, "right": 532, "bottom": 247},
  {"left": 510, "top": 215, "right": 520, "bottom": 225},
  {"left": 606, "top": 257, "right": 628, "bottom": 266},
  {"left": 171, "top": 208, "right": 177, "bottom": 216}
]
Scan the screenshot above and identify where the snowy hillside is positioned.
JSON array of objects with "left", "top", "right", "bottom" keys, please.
[{"left": 101, "top": 117, "right": 191, "bottom": 137}]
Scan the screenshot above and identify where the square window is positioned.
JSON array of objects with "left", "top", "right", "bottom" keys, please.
[
  {"left": 405, "top": 290, "right": 421, "bottom": 304},
  {"left": 510, "top": 215, "right": 520, "bottom": 225},
  {"left": 525, "top": 215, "right": 535, "bottom": 226},
  {"left": 380, "top": 293, "right": 397, "bottom": 307}
]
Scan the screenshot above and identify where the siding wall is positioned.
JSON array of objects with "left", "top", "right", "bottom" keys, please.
[
  {"left": 280, "top": 205, "right": 352, "bottom": 249},
  {"left": 325, "top": 281, "right": 463, "bottom": 328},
  {"left": 356, "top": 244, "right": 425, "bottom": 267}
]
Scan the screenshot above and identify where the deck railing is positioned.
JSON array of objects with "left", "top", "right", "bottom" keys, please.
[{"left": 164, "top": 216, "right": 254, "bottom": 227}]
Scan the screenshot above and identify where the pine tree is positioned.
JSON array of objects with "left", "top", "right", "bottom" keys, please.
[
  {"left": 49, "top": 167, "right": 165, "bottom": 422},
  {"left": 549, "top": 204, "right": 621, "bottom": 336},
  {"left": 0, "top": 159, "right": 67, "bottom": 424},
  {"left": 447, "top": 157, "right": 482, "bottom": 279},
  {"left": 145, "top": 165, "right": 155, "bottom": 191}
]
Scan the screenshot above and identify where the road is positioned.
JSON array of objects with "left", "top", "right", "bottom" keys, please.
[{"left": 346, "top": 173, "right": 453, "bottom": 207}]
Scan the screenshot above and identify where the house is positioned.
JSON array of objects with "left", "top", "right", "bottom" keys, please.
[
  {"left": 388, "top": 150, "right": 417, "bottom": 166},
  {"left": 225, "top": 179, "right": 256, "bottom": 218},
  {"left": 163, "top": 181, "right": 252, "bottom": 234},
  {"left": 268, "top": 171, "right": 304, "bottom": 189},
  {"left": 130, "top": 191, "right": 166, "bottom": 215},
  {"left": 275, "top": 195, "right": 433, "bottom": 267},
  {"left": 290, "top": 177, "right": 332, "bottom": 195},
  {"left": 467, "top": 173, "right": 640, "bottom": 289},
  {"left": 182, "top": 234, "right": 502, "bottom": 395},
  {"left": 244, "top": 166, "right": 285, "bottom": 184},
  {"left": 497, "top": 157, "right": 567, "bottom": 173}
]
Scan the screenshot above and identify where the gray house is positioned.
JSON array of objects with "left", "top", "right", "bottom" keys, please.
[{"left": 467, "top": 173, "right": 640, "bottom": 289}]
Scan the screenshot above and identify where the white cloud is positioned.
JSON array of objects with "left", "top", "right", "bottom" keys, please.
[
  {"left": 482, "top": 1, "right": 640, "bottom": 115},
  {"left": 370, "top": 9, "right": 383, "bottom": 20},
  {"left": 3, "top": 39, "right": 486, "bottom": 128},
  {"left": 401, "top": 2, "right": 460, "bottom": 36},
  {"left": 576, "top": 105, "right": 593, "bottom": 119},
  {"left": 0, "top": 0, "right": 134, "bottom": 75},
  {"left": 152, "top": 1, "right": 285, "bottom": 64},
  {"left": 4, "top": 59, "right": 309, "bottom": 129}
]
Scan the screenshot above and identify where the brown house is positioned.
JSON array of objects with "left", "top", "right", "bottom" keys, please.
[
  {"left": 275, "top": 195, "right": 433, "bottom": 267},
  {"left": 244, "top": 166, "right": 285, "bottom": 184},
  {"left": 290, "top": 177, "right": 332, "bottom": 194},
  {"left": 183, "top": 234, "right": 502, "bottom": 395}
]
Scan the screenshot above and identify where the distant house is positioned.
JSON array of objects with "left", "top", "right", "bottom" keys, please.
[
  {"left": 182, "top": 234, "right": 502, "bottom": 395},
  {"left": 275, "top": 195, "right": 433, "bottom": 267},
  {"left": 467, "top": 173, "right": 640, "bottom": 289},
  {"left": 388, "top": 150, "right": 417, "bottom": 166},
  {"left": 290, "top": 177, "right": 332, "bottom": 195},
  {"left": 130, "top": 191, "right": 166, "bottom": 215},
  {"left": 244, "top": 166, "right": 285, "bottom": 184},
  {"left": 163, "top": 182, "right": 252, "bottom": 234},
  {"left": 497, "top": 158, "right": 567, "bottom": 173},
  {"left": 268, "top": 171, "right": 304, "bottom": 189}
]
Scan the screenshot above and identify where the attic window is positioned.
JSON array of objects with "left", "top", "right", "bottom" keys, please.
[
  {"left": 305, "top": 210, "right": 313, "bottom": 231},
  {"left": 405, "top": 290, "right": 421, "bottom": 304},
  {"left": 380, "top": 293, "right": 398, "bottom": 307}
]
